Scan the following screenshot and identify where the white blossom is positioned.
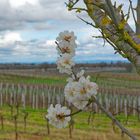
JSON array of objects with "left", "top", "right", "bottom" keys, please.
[
  {"left": 64, "top": 75, "right": 98, "bottom": 110},
  {"left": 57, "top": 41, "right": 75, "bottom": 56},
  {"left": 76, "top": 76, "right": 98, "bottom": 99},
  {"left": 46, "top": 104, "right": 71, "bottom": 128},
  {"left": 55, "top": 30, "right": 99, "bottom": 110},
  {"left": 57, "top": 54, "right": 75, "bottom": 74},
  {"left": 56, "top": 30, "right": 77, "bottom": 46},
  {"left": 77, "top": 70, "right": 85, "bottom": 78},
  {"left": 64, "top": 81, "right": 79, "bottom": 103},
  {"left": 64, "top": 80, "right": 89, "bottom": 110}
]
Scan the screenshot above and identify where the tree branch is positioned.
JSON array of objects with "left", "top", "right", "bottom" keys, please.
[
  {"left": 128, "top": 0, "right": 137, "bottom": 28},
  {"left": 136, "top": 0, "right": 140, "bottom": 34},
  {"left": 77, "top": 16, "right": 97, "bottom": 28},
  {"left": 83, "top": 0, "right": 140, "bottom": 74},
  {"left": 65, "top": 96, "right": 138, "bottom": 140},
  {"left": 94, "top": 97, "right": 138, "bottom": 140},
  {"left": 105, "top": 0, "right": 119, "bottom": 26}
]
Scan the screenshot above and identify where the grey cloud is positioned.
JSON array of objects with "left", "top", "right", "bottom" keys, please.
[
  {"left": 0, "top": 0, "right": 134, "bottom": 63},
  {"left": 75, "top": 36, "right": 122, "bottom": 61},
  {"left": 0, "top": 34, "right": 57, "bottom": 60},
  {"left": 0, "top": 0, "right": 136, "bottom": 31},
  {"left": 0, "top": 0, "right": 78, "bottom": 31},
  {"left": 0, "top": 32, "right": 126, "bottom": 63},
  {"left": 33, "top": 22, "right": 56, "bottom": 30}
]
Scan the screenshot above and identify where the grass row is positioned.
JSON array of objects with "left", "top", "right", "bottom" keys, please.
[
  {"left": 0, "top": 106, "right": 140, "bottom": 140},
  {"left": 0, "top": 73, "right": 140, "bottom": 89}
]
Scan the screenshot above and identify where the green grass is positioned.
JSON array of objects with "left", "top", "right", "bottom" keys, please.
[
  {"left": 0, "top": 72, "right": 140, "bottom": 89},
  {"left": 0, "top": 74, "right": 66, "bottom": 85},
  {"left": 0, "top": 72, "right": 140, "bottom": 139},
  {"left": 0, "top": 106, "right": 140, "bottom": 140}
]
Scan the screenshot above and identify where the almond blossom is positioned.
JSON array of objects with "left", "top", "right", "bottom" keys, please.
[
  {"left": 56, "top": 41, "right": 76, "bottom": 56},
  {"left": 56, "top": 54, "right": 75, "bottom": 74},
  {"left": 76, "top": 70, "right": 85, "bottom": 78},
  {"left": 47, "top": 31, "right": 99, "bottom": 128},
  {"left": 64, "top": 81, "right": 79, "bottom": 103},
  {"left": 46, "top": 104, "right": 71, "bottom": 128},
  {"left": 76, "top": 76, "right": 98, "bottom": 99},
  {"left": 65, "top": 75, "right": 98, "bottom": 110},
  {"left": 56, "top": 30, "right": 77, "bottom": 46}
]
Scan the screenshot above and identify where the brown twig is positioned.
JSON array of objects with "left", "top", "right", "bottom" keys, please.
[
  {"left": 77, "top": 16, "right": 97, "bottom": 28},
  {"left": 23, "top": 112, "right": 28, "bottom": 132},
  {"left": 128, "top": 0, "right": 137, "bottom": 26},
  {"left": 0, "top": 114, "right": 4, "bottom": 130},
  {"left": 46, "top": 117, "right": 50, "bottom": 135},
  {"left": 13, "top": 115, "right": 18, "bottom": 140}
]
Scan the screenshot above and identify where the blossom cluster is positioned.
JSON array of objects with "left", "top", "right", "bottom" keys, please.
[
  {"left": 46, "top": 31, "right": 98, "bottom": 128},
  {"left": 65, "top": 72, "right": 98, "bottom": 110},
  {"left": 56, "top": 31, "right": 77, "bottom": 74},
  {"left": 46, "top": 104, "right": 71, "bottom": 128}
]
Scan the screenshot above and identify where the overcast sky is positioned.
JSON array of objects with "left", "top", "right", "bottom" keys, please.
[{"left": 0, "top": 0, "right": 137, "bottom": 63}]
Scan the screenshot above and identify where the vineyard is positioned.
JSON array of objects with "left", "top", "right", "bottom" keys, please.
[{"left": 0, "top": 72, "right": 140, "bottom": 140}]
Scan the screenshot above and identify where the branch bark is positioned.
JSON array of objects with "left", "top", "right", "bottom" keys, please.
[
  {"left": 105, "top": 0, "right": 119, "bottom": 26},
  {"left": 83, "top": 0, "right": 140, "bottom": 75}
]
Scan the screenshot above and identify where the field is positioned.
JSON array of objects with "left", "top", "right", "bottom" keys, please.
[
  {"left": 0, "top": 70, "right": 140, "bottom": 140},
  {"left": 0, "top": 106, "right": 140, "bottom": 140}
]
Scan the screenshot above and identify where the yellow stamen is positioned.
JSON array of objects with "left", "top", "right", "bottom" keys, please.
[
  {"left": 64, "top": 60, "right": 70, "bottom": 65},
  {"left": 80, "top": 87, "right": 87, "bottom": 94}
]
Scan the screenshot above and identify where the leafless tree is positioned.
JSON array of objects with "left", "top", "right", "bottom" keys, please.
[{"left": 67, "top": 0, "right": 140, "bottom": 75}]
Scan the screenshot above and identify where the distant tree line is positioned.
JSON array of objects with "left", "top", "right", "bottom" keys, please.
[{"left": 0, "top": 61, "right": 133, "bottom": 72}]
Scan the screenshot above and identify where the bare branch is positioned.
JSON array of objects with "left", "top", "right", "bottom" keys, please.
[
  {"left": 65, "top": 0, "right": 80, "bottom": 10},
  {"left": 99, "top": 30, "right": 128, "bottom": 58},
  {"left": 125, "top": 4, "right": 131, "bottom": 21},
  {"left": 64, "top": 98, "right": 93, "bottom": 117},
  {"left": 69, "top": 7, "right": 87, "bottom": 12},
  {"left": 128, "top": 0, "right": 137, "bottom": 28},
  {"left": 64, "top": 96, "right": 138, "bottom": 140},
  {"left": 94, "top": 97, "right": 138, "bottom": 140},
  {"left": 77, "top": 16, "right": 97, "bottom": 28}
]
